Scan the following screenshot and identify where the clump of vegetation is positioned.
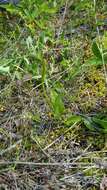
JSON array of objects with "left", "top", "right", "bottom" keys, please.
[{"left": 0, "top": 0, "right": 107, "bottom": 189}]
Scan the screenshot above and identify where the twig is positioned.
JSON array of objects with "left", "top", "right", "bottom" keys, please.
[
  {"left": 43, "top": 122, "right": 79, "bottom": 151},
  {"left": 31, "top": 131, "right": 55, "bottom": 162},
  {"left": 57, "top": 0, "right": 69, "bottom": 38},
  {"left": 0, "top": 161, "right": 101, "bottom": 168},
  {"left": 0, "top": 139, "right": 22, "bottom": 156}
]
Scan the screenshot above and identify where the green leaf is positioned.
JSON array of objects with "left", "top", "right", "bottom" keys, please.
[
  {"left": 0, "top": 66, "right": 10, "bottom": 74},
  {"left": 92, "top": 117, "right": 107, "bottom": 132},
  {"left": 83, "top": 117, "right": 96, "bottom": 131},
  {"left": 92, "top": 41, "right": 102, "bottom": 60},
  {"left": 64, "top": 115, "right": 81, "bottom": 126},
  {"left": 50, "top": 89, "right": 65, "bottom": 118},
  {"left": 87, "top": 57, "right": 102, "bottom": 66},
  {"left": 82, "top": 114, "right": 107, "bottom": 133},
  {"left": 32, "top": 114, "right": 40, "bottom": 122},
  {"left": 40, "top": 3, "right": 57, "bottom": 14},
  {"left": 103, "top": 52, "right": 107, "bottom": 61}
]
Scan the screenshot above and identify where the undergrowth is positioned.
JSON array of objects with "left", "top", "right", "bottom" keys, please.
[{"left": 0, "top": 0, "right": 107, "bottom": 189}]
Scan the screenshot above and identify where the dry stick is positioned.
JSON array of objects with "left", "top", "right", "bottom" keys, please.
[
  {"left": 70, "top": 144, "right": 92, "bottom": 165},
  {"left": 60, "top": 144, "right": 100, "bottom": 181},
  {"left": 60, "top": 166, "right": 96, "bottom": 181},
  {"left": 43, "top": 122, "right": 79, "bottom": 151},
  {"left": 11, "top": 172, "right": 18, "bottom": 190},
  {"left": 0, "top": 139, "right": 22, "bottom": 156},
  {"left": 57, "top": 0, "right": 69, "bottom": 38},
  {"left": 83, "top": 165, "right": 98, "bottom": 174},
  {"left": 0, "top": 161, "right": 102, "bottom": 168},
  {"left": 71, "top": 150, "right": 107, "bottom": 158},
  {"left": 31, "top": 123, "right": 78, "bottom": 162},
  {"left": 31, "top": 131, "right": 55, "bottom": 162}
]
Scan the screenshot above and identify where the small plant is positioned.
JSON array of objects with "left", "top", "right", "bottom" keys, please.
[
  {"left": 50, "top": 88, "right": 65, "bottom": 119},
  {"left": 65, "top": 113, "right": 107, "bottom": 133},
  {"left": 87, "top": 34, "right": 107, "bottom": 66}
]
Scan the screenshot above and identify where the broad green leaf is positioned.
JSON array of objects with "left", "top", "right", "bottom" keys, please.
[
  {"left": 87, "top": 57, "right": 102, "bottom": 66},
  {"left": 83, "top": 117, "right": 96, "bottom": 131},
  {"left": 50, "top": 89, "right": 65, "bottom": 118},
  {"left": 0, "top": 66, "right": 10, "bottom": 74},
  {"left": 82, "top": 115, "right": 107, "bottom": 133},
  {"left": 92, "top": 117, "right": 107, "bottom": 129},
  {"left": 65, "top": 115, "right": 81, "bottom": 126},
  {"left": 40, "top": 3, "right": 57, "bottom": 14},
  {"left": 92, "top": 41, "right": 102, "bottom": 60}
]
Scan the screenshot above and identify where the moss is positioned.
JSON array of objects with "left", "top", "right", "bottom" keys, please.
[{"left": 72, "top": 67, "right": 106, "bottom": 112}]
